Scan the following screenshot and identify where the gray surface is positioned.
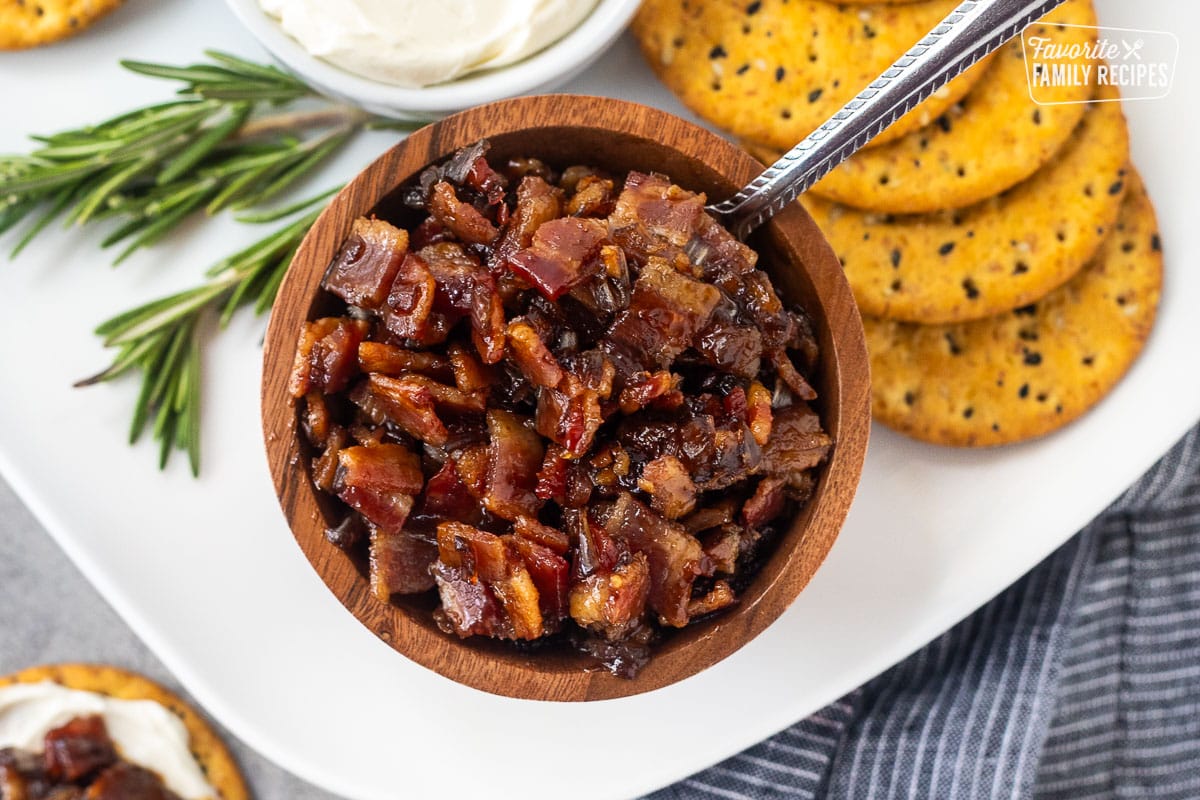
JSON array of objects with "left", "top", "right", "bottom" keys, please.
[{"left": 0, "top": 475, "right": 344, "bottom": 800}]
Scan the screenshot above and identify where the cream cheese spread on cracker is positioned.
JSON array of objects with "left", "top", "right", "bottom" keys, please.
[{"left": 0, "top": 681, "right": 217, "bottom": 799}]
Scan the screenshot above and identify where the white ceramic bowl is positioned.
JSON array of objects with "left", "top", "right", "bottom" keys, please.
[{"left": 222, "top": 0, "right": 644, "bottom": 119}]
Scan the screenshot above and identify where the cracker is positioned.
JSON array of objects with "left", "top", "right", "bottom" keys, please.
[
  {"left": 805, "top": 0, "right": 1098, "bottom": 213},
  {"left": 866, "top": 173, "right": 1161, "bottom": 447},
  {"left": 0, "top": 664, "right": 249, "bottom": 800},
  {"left": 0, "top": 0, "right": 122, "bottom": 49},
  {"left": 803, "top": 83, "right": 1129, "bottom": 324},
  {"left": 631, "top": 0, "right": 995, "bottom": 152}
]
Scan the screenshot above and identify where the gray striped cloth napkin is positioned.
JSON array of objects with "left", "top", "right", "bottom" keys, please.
[{"left": 651, "top": 424, "right": 1200, "bottom": 800}]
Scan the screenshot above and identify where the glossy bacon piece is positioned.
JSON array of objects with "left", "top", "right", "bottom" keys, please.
[
  {"left": 289, "top": 317, "right": 369, "bottom": 397},
  {"left": 420, "top": 243, "right": 506, "bottom": 364},
  {"left": 566, "top": 174, "right": 615, "bottom": 218},
  {"left": 535, "top": 386, "right": 602, "bottom": 458},
  {"left": 701, "top": 525, "right": 742, "bottom": 574},
  {"left": 742, "top": 475, "right": 788, "bottom": 530},
  {"left": 428, "top": 181, "right": 499, "bottom": 245},
  {"left": 323, "top": 217, "right": 409, "bottom": 309},
  {"left": 506, "top": 318, "right": 564, "bottom": 388},
  {"left": 513, "top": 515, "right": 570, "bottom": 555},
  {"left": 772, "top": 351, "right": 819, "bottom": 401},
  {"left": 381, "top": 253, "right": 437, "bottom": 342},
  {"left": 465, "top": 155, "right": 508, "bottom": 204},
  {"left": 358, "top": 341, "right": 450, "bottom": 379},
  {"left": 604, "top": 258, "right": 721, "bottom": 371},
  {"left": 687, "top": 579, "right": 737, "bottom": 619},
  {"left": 365, "top": 374, "right": 449, "bottom": 446},
  {"left": 435, "top": 522, "right": 544, "bottom": 640},
  {"left": 369, "top": 526, "right": 437, "bottom": 599},
  {"left": 535, "top": 445, "right": 570, "bottom": 503},
  {"left": 601, "top": 492, "right": 708, "bottom": 628},
  {"left": 638, "top": 455, "right": 699, "bottom": 520},
  {"left": 568, "top": 552, "right": 651, "bottom": 638},
  {"left": 617, "top": 371, "right": 679, "bottom": 415},
  {"left": 508, "top": 217, "right": 608, "bottom": 300},
  {"left": 483, "top": 410, "right": 544, "bottom": 522},
  {"left": 432, "top": 561, "right": 505, "bottom": 639},
  {"left": 761, "top": 404, "right": 833, "bottom": 487},
  {"left": 447, "top": 343, "right": 496, "bottom": 394},
  {"left": 747, "top": 381, "right": 774, "bottom": 446},
  {"left": 310, "top": 425, "right": 349, "bottom": 493},
  {"left": 494, "top": 175, "right": 563, "bottom": 265},
  {"left": 419, "top": 458, "right": 483, "bottom": 525},
  {"left": 86, "top": 762, "right": 182, "bottom": 800},
  {"left": 43, "top": 716, "right": 115, "bottom": 783},
  {"left": 335, "top": 444, "right": 422, "bottom": 535},
  {"left": 511, "top": 535, "right": 570, "bottom": 625},
  {"left": 609, "top": 171, "right": 706, "bottom": 264}
]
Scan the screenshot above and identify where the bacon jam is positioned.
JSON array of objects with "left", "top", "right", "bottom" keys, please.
[
  {"left": 290, "top": 142, "right": 832, "bottom": 677},
  {"left": 0, "top": 716, "right": 183, "bottom": 800}
]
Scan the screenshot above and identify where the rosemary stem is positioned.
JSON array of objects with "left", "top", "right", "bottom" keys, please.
[{"left": 232, "top": 105, "right": 372, "bottom": 141}]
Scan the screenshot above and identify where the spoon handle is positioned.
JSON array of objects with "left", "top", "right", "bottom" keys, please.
[{"left": 707, "top": 0, "right": 1068, "bottom": 240}]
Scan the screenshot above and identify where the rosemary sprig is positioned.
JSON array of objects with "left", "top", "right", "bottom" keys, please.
[
  {"left": 76, "top": 188, "right": 336, "bottom": 475},
  {"left": 0, "top": 51, "right": 408, "bottom": 263}
]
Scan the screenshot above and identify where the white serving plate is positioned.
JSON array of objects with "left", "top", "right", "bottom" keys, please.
[{"left": 1, "top": 2, "right": 1196, "bottom": 798}]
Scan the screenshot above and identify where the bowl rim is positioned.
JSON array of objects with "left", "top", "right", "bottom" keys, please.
[
  {"left": 260, "top": 94, "right": 871, "bottom": 701},
  {"left": 222, "top": 0, "right": 644, "bottom": 114}
]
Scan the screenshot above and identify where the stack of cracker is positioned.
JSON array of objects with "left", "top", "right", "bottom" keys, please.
[{"left": 634, "top": 0, "right": 1162, "bottom": 447}]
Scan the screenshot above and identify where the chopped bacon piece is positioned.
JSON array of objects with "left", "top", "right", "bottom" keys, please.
[
  {"left": 420, "top": 243, "right": 506, "bottom": 363},
  {"left": 696, "top": 318, "right": 763, "bottom": 379},
  {"left": 43, "top": 716, "right": 115, "bottom": 783},
  {"left": 747, "top": 381, "right": 774, "bottom": 445},
  {"left": 358, "top": 341, "right": 450, "bottom": 378},
  {"left": 508, "top": 217, "right": 608, "bottom": 300},
  {"left": 428, "top": 181, "right": 499, "bottom": 245},
  {"left": 455, "top": 444, "right": 490, "bottom": 499},
  {"left": 494, "top": 175, "right": 563, "bottom": 264},
  {"left": 369, "top": 526, "right": 437, "bottom": 599},
  {"left": 289, "top": 317, "right": 369, "bottom": 397},
  {"left": 568, "top": 552, "right": 651, "bottom": 638},
  {"left": 742, "top": 475, "right": 788, "bottom": 529},
  {"left": 311, "top": 425, "right": 349, "bottom": 493},
  {"left": 506, "top": 318, "right": 564, "bottom": 388},
  {"left": 511, "top": 535, "right": 570, "bottom": 625},
  {"left": 335, "top": 444, "right": 422, "bottom": 534},
  {"left": 364, "top": 375, "right": 449, "bottom": 446},
  {"left": 465, "top": 155, "right": 508, "bottom": 204},
  {"left": 447, "top": 343, "right": 496, "bottom": 394},
  {"left": 302, "top": 391, "right": 331, "bottom": 446},
  {"left": 601, "top": 492, "right": 708, "bottom": 628},
  {"left": 638, "top": 455, "right": 699, "bottom": 520},
  {"left": 432, "top": 562, "right": 505, "bottom": 639},
  {"left": 684, "top": 500, "right": 737, "bottom": 535},
  {"left": 604, "top": 258, "right": 721, "bottom": 371},
  {"left": 535, "top": 445, "right": 570, "bottom": 503},
  {"left": 323, "top": 217, "right": 409, "bottom": 309},
  {"left": 701, "top": 525, "right": 742, "bottom": 574},
  {"left": 618, "top": 371, "right": 679, "bottom": 415},
  {"left": 419, "top": 458, "right": 483, "bottom": 525},
  {"left": 610, "top": 171, "right": 706, "bottom": 253},
  {"left": 566, "top": 175, "right": 615, "bottom": 218},
  {"left": 761, "top": 404, "right": 833, "bottom": 487},
  {"left": 772, "top": 351, "right": 818, "bottom": 401},
  {"left": 380, "top": 252, "right": 437, "bottom": 342},
  {"left": 393, "top": 373, "right": 485, "bottom": 414},
  {"left": 686, "top": 579, "right": 737, "bottom": 618},
  {"left": 86, "top": 762, "right": 182, "bottom": 800},
  {"left": 513, "top": 515, "right": 570, "bottom": 555},
  {"left": 434, "top": 523, "right": 544, "bottom": 639},
  {"left": 535, "top": 386, "right": 602, "bottom": 457},
  {"left": 483, "top": 410, "right": 544, "bottom": 521}
]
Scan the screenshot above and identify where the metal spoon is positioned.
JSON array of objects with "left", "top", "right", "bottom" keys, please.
[{"left": 708, "top": 0, "right": 1069, "bottom": 240}]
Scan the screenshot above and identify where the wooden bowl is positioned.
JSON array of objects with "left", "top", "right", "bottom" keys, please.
[{"left": 261, "top": 95, "right": 870, "bottom": 701}]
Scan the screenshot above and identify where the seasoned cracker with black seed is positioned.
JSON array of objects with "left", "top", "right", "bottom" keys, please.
[
  {"left": 0, "top": 0, "right": 123, "bottom": 49},
  {"left": 631, "top": 0, "right": 995, "bottom": 152},
  {"left": 866, "top": 173, "right": 1161, "bottom": 447},
  {"left": 803, "top": 84, "right": 1130, "bottom": 324}
]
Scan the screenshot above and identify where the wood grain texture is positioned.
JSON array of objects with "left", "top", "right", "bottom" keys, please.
[{"left": 260, "top": 95, "right": 870, "bottom": 702}]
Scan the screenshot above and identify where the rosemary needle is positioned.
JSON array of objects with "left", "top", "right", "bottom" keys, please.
[
  {"left": 76, "top": 188, "right": 335, "bottom": 475},
  {"left": 0, "top": 50, "right": 412, "bottom": 263}
]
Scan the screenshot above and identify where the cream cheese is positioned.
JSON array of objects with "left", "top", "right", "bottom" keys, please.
[
  {"left": 260, "top": 0, "right": 599, "bottom": 88},
  {"left": 0, "top": 682, "right": 217, "bottom": 800}
]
